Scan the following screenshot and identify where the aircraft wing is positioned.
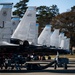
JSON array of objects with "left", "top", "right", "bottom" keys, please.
[
  {"left": 0, "top": 41, "right": 19, "bottom": 47},
  {"left": 48, "top": 48, "right": 70, "bottom": 54},
  {"left": 22, "top": 45, "right": 70, "bottom": 55}
]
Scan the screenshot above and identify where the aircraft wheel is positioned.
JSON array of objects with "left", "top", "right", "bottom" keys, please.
[
  {"left": 26, "top": 64, "right": 32, "bottom": 70},
  {"left": 54, "top": 63, "right": 57, "bottom": 69},
  {"left": 64, "top": 63, "right": 67, "bottom": 69}
]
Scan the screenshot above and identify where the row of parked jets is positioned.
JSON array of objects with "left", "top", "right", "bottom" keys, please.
[{"left": 0, "top": 4, "right": 71, "bottom": 54}]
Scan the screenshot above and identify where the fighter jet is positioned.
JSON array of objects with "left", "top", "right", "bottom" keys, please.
[{"left": 0, "top": 6, "right": 40, "bottom": 55}]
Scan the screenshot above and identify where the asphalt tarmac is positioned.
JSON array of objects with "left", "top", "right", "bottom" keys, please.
[{"left": 0, "top": 58, "right": 75, "bottom": 75}]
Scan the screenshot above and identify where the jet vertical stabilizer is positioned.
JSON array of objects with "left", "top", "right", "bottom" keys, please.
[
  {"left": 11, "top": 17, "right": 20, "bottom": 33},
  {"left": 60, "top": 37, "right": 70, "bottom": 50},
  {"left": 50, "top": 29, "right": 59, "bottom": 48},
  {"left": 59, "top": 33, "right": 64, "bottom": 47},
  {"left": 59, "top": 36, "right": 67, "bottom": 49},
  {"left": 27, "top": 23, "right": 39, "bottom": 45},
  {"left": 65, "top": 38, "right": 70, "bottom": 50},
  {"left": 0, "top": 3, "right": 13, "bottom": 26},
  {"left": 38, "top": 25, "right": 51, "bottom": 47},
  {"left": 11, "top": 7, "right": 37, "bottom": 45}
]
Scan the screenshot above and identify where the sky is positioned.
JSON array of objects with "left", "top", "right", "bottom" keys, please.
[{"left": 0, "top": 0, "right": 75, "bottom": 13}]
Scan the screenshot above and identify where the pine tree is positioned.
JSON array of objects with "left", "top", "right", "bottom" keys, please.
[
  {"left": 13, "top": 0, "right": 29, "bottom": 18},
  {"left": 36, "top": 5, "right": 59, "bottom": 33}
]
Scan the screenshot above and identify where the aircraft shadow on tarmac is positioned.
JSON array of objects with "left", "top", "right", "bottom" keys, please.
[{"left": 0, "top": 69, "right": 75, "bottom": 73}]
